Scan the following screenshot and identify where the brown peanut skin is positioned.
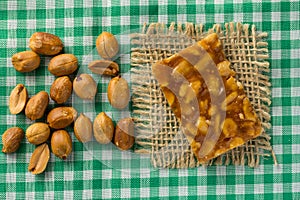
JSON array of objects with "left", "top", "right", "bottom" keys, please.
[
  {"left": 107, "top": 76, "right": 130, "bottom": 110},
  {"left": 114, "top": 118, "right": 135, "bottom": 150},
  {"left": 28, "top": 143, "right": 50, "bottom": 175},
  {"left": 26, "top": 123, "right": 50, "bottom": 145},
  {"left": 29, "top": 32, "right": 63, "bottom": 55},
  {"left": 93, "top": 112, "right": 114, "bottom": 144},
  {"left": 25, "top": 91, "right": 49, "bottom": 120},
  {"left": 88, "top": 60, "right": 119, "bottom": 76},
  {"left": 74, "top": 113, "right": 93, "bottom": 143},
  {"left": 47, "top": 107, "right": 77, "bottom": 129},
  {"left": 9, "top": 84, "right": 28, "bottom": 114},
  {"left": 50, "top": 76, "right": 72, "bottom": 104},
  {"left": 11, "top": 51, "right": 40, "bottom": 72},
  {"left": 2, "top": 127, "right": 24, "bottom": 153},
  {"left": 96, "top": 32, "right": 119, "bottom": 59},
  {"left": 51, "top": 130, "right": 72, "bottom": 160},
  {"left": 73, "top": 74, "right": 97, "bottom": 100},
  {"left": 48, "top": 54, "right": 78, "bottom": 76}
]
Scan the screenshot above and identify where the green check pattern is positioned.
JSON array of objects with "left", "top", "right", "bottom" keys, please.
[{"left": 0, "top": 0, "right": 299, "bottom": 199}]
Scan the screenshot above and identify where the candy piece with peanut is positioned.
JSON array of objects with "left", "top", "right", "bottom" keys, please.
[{"left": 152, "top": 33, "right": 262, "bottom": 163}]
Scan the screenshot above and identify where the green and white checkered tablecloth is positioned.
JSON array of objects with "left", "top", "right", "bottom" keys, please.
[{"left": 0, "top": 0, "right": 299, "bottom": 199}]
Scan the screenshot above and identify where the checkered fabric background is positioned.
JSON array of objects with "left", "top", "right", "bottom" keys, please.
[{"left": 0, "top": 0, "right": 299, "bottom": 199}]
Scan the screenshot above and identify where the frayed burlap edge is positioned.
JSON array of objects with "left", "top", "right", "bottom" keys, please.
[{"left": 131, "top": 22, "right": 276, "bottom": 168}]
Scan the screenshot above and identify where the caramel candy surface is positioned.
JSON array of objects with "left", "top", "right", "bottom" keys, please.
[{"left": 152, "top": 33, "right": 262, "bottom": 163}]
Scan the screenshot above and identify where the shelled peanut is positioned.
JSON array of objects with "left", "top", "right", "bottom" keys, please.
[{"left": 2, "top": 30, "right": 134, "bottom": 177}]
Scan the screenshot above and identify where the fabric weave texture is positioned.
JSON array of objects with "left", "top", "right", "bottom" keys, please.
[
  {"left": 0, "top": 0, "right": 299, "bottom": 199},
  {"left": 131, "top": 22, "right": 273, "bottom": 168}
]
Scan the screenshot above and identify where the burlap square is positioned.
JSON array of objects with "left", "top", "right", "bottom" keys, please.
[{"left": 131, "top": 22, "right": 276, "bottom": 168}]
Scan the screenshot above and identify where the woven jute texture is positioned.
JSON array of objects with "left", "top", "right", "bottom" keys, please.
[{"left": 131, "top": 22, "right": 275, "bottom": 168}]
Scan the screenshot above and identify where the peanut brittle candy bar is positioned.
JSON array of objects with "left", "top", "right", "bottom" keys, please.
[{"left": 152, "top": 33, "right": 262, "bottom": 163}]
